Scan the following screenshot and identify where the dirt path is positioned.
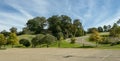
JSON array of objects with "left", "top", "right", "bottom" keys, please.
[
  {"left": 0, "top": 48, "right": 120, "bottom": 61},
  {"left": 66, "top": 35, "right": 96, "bottom": 46}
]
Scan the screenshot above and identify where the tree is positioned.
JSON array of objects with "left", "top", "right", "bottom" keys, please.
[
  {"left": 89, "top": 29, "right": 102, "bottom": 47},
  {"left": 98, "top": 27, "right": 103, "bottom": 32},
  {"left": 0, "top": 30, "right": 9, "bottom": 37},
  {"left": 73, "top": 19, "right": 80, "bottom": 36},
  {"left": 42, "top": 34, "right": 56, "bottom": 48},
  {"left": 26, "top": 17, "right": 47, "bottom": 34},
  {"left": 47, "top": 15, "right": 62, "bottom": 37},
  {"left": 110, "top": 23, "right": 120, "bottom": 37},
  {"left": 21, "top": 27, "right": 34, "bottom": 34},
  {"left": 7, "top": 33, "right": 19, "bottom": 47},
  {"left": 19, "top": 39, "right": 30, "bottom": 47},
  {"left": 87, "top": 27, "right": 98, "bottom": 33},
  {"left": 57, "top": 32, "right": 64, "bottom": 47},
  {"left": 117, "top": 19, "right": 120, "bottom": 24},
  {"left": 73, "top": 19, "right": 84, "bottom": 37},
  {"left": 10, "top": 27, "right": 17, "bottom": 33},
  {"left": 103, "top": 25, "right": 108, "bottom": 32},
  {"left": 107, "top": 25, "right": 111, "bottom": 31},
  {"left": 60, "top": 15, "right": 72, "bottom": 38},
  {"left": 0, "top": 34, "right": 6, "bottom": 48}
]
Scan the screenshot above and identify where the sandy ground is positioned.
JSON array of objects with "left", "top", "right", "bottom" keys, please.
[{"left": 0, "top": 48, "right": 120, "bottom": 61}]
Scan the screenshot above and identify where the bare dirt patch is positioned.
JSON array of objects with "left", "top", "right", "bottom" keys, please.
[{"left": 0, "top": 48, "right": 120, "bottom": 61}]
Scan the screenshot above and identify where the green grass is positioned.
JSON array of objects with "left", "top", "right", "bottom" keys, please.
[
  {"left": 99, "top": 32, "right": 109, "bottom": 35},
  {"left": 15, "top": 34, "right": 120, "bottom": 49},
  {"left": 50, "top": 40, "right": 81, "bottom": 48},
  {"left": 18, "top": 34, "right": 35, "bottom": 41},
  {"left": 18, "top": 35, "right": 81, "bottom": 48},
  {"left": 97, "top": 44, "right": 120, "bottom": 49}
]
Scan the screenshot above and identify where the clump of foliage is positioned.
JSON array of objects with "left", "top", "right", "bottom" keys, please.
[
  {"left": 7, "top": 32, "right": 19, "bottom": 47},
  {"left": 24, "top": 15, "right": 85, "bottom": 39},
  {"left": 99, "top": 37, "right": 110, "bottom": 44},
  {"left": 109, "top": 23, "right": 120, "bottom": 37},
  {"left": 70, "top": 37, "right": 76, "bottom": 44},
  {"left": 31, "top": 34, "right": 56, "bottom": 48},
  {"left": 31, "top": 34, "right": 45, "bottom": 47},
  {"left": 19, "top": 39, "right": 30, "bottom": 47},
  {"left": 0, "top": 34, "right": 6, "bottom": 48},
  {"left": 42, "top": 34, "right": 56, "bottom": 48},
  {"left": 89, "top": 30, "right": 102, "bottom": 46}
]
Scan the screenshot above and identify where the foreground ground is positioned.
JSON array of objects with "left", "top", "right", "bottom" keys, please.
[{"left": 0, "top": 48, "right": 120, "bottom": 61}]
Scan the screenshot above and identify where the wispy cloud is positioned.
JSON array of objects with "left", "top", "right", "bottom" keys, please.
[
  {"left": 0, "top": 0, "right": 120, "bottom": 31},
  {"left": 97, "top": 9, "right": 120, "bottom": 27}
]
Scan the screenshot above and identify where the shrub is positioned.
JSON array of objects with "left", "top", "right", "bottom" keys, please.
[
  {"left": 110, "top": 41, "right": 120, "bottom": 46},
  {"left": 19, "top": 39, "right": 30, "bottom": 47},
  {"left": 31, "top": 34, "right": 45, "bottom": 47},
  {"left": 42, "top": 34, "right": 56, "bottom": 48},
  {"left": 70, "top": 37, "right": 76, "bottom": 44},
  {"left": 0, "top": 34, "right": 6, "bottom": 48},
  {"left": 99, "top": 37, "right": 110, "bottom": 44}
]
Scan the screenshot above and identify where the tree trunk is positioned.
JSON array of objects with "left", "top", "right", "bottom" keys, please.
[
  {"left": 82, "top": 43, "right": 85, "bottom": 47},
  {"left": 12, "top": 44, "right": 14, "bottom": 48},
  {"left": 47, "top": 44, "right": 49, "bottom": 48},
  {"left": 58, "top": 41, "right": 61, "bottom": 48},
  {"left": 96, "top": 42, "right": 98, "bottom": 47},
  {"left": 0, "top": 45, "right": 1, "bottom": 49},
  {"left": 4, "top": 45, "right": 6, "bottom": 48}
]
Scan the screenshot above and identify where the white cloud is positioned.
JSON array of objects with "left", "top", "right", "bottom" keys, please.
[
  {"left": 95, "top": 9, "right": 120, "bottom": 27},
  {"left": 0, "top": 0, "right": 120, "bottom": 31},
  {"left": 0, "top": 0, "right": 50, "bottom": 31},
  {"left": 0, "top": 12, "right": 26, "bottom": 31}
]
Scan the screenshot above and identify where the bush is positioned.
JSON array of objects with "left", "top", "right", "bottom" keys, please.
[
  {"left": 70, "top": 37, "right": 76, "bottom": 44},
  {"left": 99, "top": 37, "right": 110, "bottom": 44},
  {"left": 110, "top": 41, "right": 120, "bottom": 46},
  {"left": 19, "top": 39, "right": 30, "bottom": 47},
  {"left": 31, "top": 34, "right": 45, "bottom": 47},
  {"left": 42, "top": 34, "right": 56, "bottom": 47}
]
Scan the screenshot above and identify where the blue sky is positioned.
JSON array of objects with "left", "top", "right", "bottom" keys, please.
[{"left": 0, "top": 0, "right": 120, "bottom": 31}]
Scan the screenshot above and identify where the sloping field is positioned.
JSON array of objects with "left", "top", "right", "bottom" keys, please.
[
  {"left": 18, "top": 35, "right": 35, "bottom": 41},
  {"left": 0, "top": 48, "right": 120, "bottom": 61}
]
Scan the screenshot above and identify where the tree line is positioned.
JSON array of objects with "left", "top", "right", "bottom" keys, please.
[
  {"left": 87, "top": 25, "right": 111, "bottom": 33},
  {"left": 22, "top": 15, "right": 85, "bottom": 39},
  {"left": 0, "top": 15, "right": 85, "bottom": 48},
  {"left": 89, "top": 19, "right": 120, "bottom": 46}
]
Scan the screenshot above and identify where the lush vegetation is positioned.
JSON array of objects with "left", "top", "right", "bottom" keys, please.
[
  {"left": 88, "top": 19, "right": 120, "bottom": 48},
  {"left": 1, "top": 15, "right": 120, "bottom": 49}
]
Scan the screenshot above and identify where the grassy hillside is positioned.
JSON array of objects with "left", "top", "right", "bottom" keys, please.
[
  {"left": 99, "top": 32, "right": 109, "bottom": 35},
  {"left": 18, "top": 35, "right": 36, "bottom": 41}
]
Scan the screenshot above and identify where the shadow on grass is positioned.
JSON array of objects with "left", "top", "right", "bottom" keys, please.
[
  {"left": 0, "top": 48, "right": 7, "bottom": 50},
  {"left": 76, "top": 45, "right": 95, "bottom": 48}
]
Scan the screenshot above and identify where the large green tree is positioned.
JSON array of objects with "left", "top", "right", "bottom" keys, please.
[
  {"left": 10, "top": 27, "right": 17, "bottom": 33},
  {"left": 0, "top": 30, "right": 9, "bottom": 37},
  {"left": 98, "top": 27, "right": 103, "bottom": 32},
  {"left": 103, "top": 25, "right": 108, "bottom": 32},
  {"left": 73, "top": 19, "right": 84, "bottom": 37},
  {"left": 109, "top": 23, "right": 120, "bottom": 37},
  {"left": 60, "top": 15, "right": 72, "bottom": 38},
  {"left": 47, "top": 15, "right": 62, "bottom": 37},
  {"left": 87, "top": 28, "right": 98, "bottom": 33},
  {"left": 26, "top": 17, "right": 47, "bottom": 34}
]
